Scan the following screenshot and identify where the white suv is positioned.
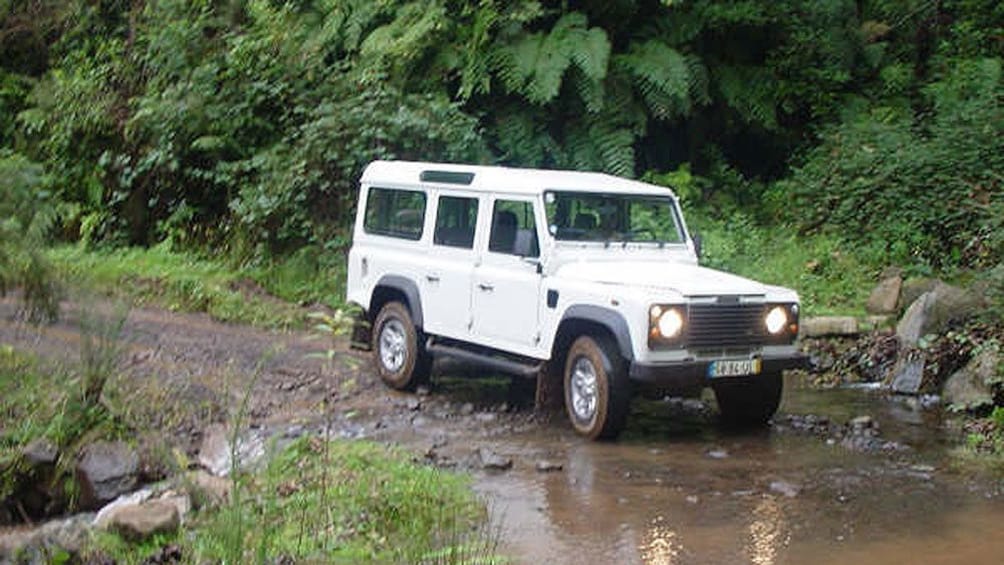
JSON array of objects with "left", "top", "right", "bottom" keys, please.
[{"left": 347, "top": 161, "right": 805, "bottom": 439}]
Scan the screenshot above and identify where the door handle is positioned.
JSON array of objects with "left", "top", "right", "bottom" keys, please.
[
  {"left": 425, "top": 274, "right": 440, "bottom": 283},
  {"left": 477, "top": 282, "right": 494, "bottom": 292}
]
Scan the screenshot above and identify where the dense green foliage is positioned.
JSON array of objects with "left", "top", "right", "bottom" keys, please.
[{"left": 1, "top": 0, "right": 1002, "bottom": 292}]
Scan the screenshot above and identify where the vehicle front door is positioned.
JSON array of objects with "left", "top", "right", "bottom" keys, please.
[{"left": 471, "top": 197, "right": 544, "bottom": 355}]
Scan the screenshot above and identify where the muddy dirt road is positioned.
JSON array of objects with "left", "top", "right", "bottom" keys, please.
[{"left": 3, "top": 298, "right": 1004, "bottom": 564}]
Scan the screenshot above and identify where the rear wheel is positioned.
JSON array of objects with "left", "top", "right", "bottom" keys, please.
[
  {"left": 712, "top": 372, "right": 783, "bottom": 427},
  {"left": 563, "top": 336, "right": 632, "bottom": 440},
  {"left": 371, "top": 301, "right": 430, "bottom": 391}
]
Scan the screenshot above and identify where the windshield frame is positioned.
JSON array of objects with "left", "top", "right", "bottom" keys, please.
[{"left": 543, "top": 190, "right": 687, "bottom": 245}]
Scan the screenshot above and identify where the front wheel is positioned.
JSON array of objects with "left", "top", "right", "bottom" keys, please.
[
  {"left": 371, "top": 301, "right": 430, "bottom": 391},
  {"left": 712, "top": 371, "right": 783, "bottom": 427},
  {"left": 563, "top": 336, "right": 632, "bottom": 440}
]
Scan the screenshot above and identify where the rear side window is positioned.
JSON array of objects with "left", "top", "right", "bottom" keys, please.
[
  {"left": 434, "top": 195, "right": 478, "bottom": 249},
  {"left": 364, "top": 187, "right": 426, "bottom": 240}
]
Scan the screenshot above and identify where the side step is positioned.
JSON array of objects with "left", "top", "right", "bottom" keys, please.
[{"left": 426, "top": 339, "right": 542, "bottom": 379}]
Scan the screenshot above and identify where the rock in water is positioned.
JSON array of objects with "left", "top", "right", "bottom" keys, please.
[
  {"left": 76, "top": 441, "right": 139, "bottom": 509},
  {"left": 890, "top": 355, "right": 925, "bottom": 395},
  {"left": 478, "top": 448, "right": 513, "bottom": 471}
]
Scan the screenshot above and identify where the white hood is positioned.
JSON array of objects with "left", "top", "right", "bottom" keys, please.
[{"left": 555, "top": 260, "right": 774, "bottom": 298}]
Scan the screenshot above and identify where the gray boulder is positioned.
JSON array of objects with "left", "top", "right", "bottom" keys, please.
[
  {"left": 890, "top": 355, "right": 926, "bottom": 395},
  {"left": 899, "top": 278, "right": 940, "bottom": 312},
  {"left": 76, "top": 441, "right": 139, "bottom": 509},
  {"left": 802, "top": 316, "right": 859, "bottom": 338},
  {"left": 896, "top": 292, "right": 936, "bottom": 346},
  {"left": 866, "top": 275, "right": 902, "bottom": 315},
  {"left": 897, "top": 283, "right": 981, "bottom": 346},
  {"left": 943, "top": 348, "right": 1001, "bottom": 412}
]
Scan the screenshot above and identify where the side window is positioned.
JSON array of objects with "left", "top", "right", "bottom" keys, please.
[
  {"left": 363, "top": 187, "right": 426, "bottom": 240},
  {"left": 434, "top": 195, "right": 478, "bottom": 249},
  {"left": 489, "top": 199, "right": 539, "bottom": 257}
]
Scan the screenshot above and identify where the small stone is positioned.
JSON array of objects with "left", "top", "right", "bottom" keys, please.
[
  {"left": 475, "top": 412, "right": 498, "bottom": 423},
  {"left": 183, "top": 470, "right": 231, "bottom": 508},
  {"left": 535, "top": 460, "right": 563, "bottom": 473},
  {"left": 76, "top": 441, "right": 140, "bottom": 509},
  {"left": 107, "top": 500, "right": 180, "bottom": 541},
  {"left": 416, "top": 386, "right": 431, "bottom": 397},
  {"left": 769, "top": 480, "right": 801, "bottom": 498},
  {"left": 478, "top": 448, "right": 512, "bottom": 471},
  {"left": 849, "top": 415, "right": 875, "bottom": 430},
  {"left": 406, "top": 398, "right": 421, "bottom": 411},
  {"left": 685, "top": 495, "right": 699, "bottom": 504},
  {"left": 706, "top": 449, "right": 729, "bottom": 460},
  {"left": 460, "top": 403, "right": 475, "bottom": 416},
  {"left": 22, "top": 438, "right": 59, "bottom": 467}
]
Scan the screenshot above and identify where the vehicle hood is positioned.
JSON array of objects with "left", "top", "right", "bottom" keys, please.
[{"left": 554, "top": 260, "right": 778, "bottom": 298}]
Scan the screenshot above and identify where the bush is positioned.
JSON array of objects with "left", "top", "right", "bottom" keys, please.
[
  {"left": 780, "top": 58, "right": 1003, "bottom": 271},
  {"left": 0, "top": 150, "right": 60, "bottom": 321}
]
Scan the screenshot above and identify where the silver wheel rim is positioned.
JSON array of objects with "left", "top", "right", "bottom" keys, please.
[
  {"left": 378, "top": 319, "right": 408, "bottom": 373},
  {"left": 570, "top": 356, "right": 598, "bottom": 423}
]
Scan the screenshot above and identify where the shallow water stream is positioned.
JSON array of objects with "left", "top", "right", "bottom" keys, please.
[{"left": 461, "top": 377, "right": 1004, "bottom": 564}]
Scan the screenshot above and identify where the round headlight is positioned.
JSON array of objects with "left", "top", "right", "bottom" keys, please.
[
  {"left": 658, "top": 309, "right": 684, "bottom": 338},
  {"left": 765, "top": 306, "right": 788, "bottom": 334}
]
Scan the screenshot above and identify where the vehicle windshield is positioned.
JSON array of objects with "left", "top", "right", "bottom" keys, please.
[{"left": 544, "top": 191, "right": 685, "bottom": 244}]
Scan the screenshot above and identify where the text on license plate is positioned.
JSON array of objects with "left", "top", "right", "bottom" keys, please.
[{"left": 708, "top": 358, "right": 762, "bottom": 378}]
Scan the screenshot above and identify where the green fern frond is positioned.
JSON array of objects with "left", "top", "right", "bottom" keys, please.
[
  {"left": 713, "top": 64, "right": 779, "bottom": 129},
  {"left": 614, "top": 40, "right": 696, "bottom": 121},
  {"left": 490, "top": 11, "right": 610, "bottom": 106}
]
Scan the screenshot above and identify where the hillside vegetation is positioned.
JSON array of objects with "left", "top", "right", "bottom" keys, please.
[{"left": 0, "top": 0, "right": 1002, "bottom": 307}]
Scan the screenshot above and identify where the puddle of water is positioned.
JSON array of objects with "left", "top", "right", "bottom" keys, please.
[{"left": 466, "top": 375, "right": 1004, "bottom": 564}]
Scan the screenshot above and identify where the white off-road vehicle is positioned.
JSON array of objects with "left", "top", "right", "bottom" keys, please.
[{"left": 346, "top": 161, "right": 805, "bottom": 439}]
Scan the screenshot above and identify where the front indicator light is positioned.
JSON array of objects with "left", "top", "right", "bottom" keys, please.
[{"left": 765, "top": 306, "right": 788, "bottom": 334}]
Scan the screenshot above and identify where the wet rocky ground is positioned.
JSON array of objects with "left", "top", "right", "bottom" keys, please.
[{"left": 3, "top": 297, "right": 1004, "bottom": 564}]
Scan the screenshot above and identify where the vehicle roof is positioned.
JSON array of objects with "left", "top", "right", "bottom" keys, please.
[{"left": 361, "top": 160, "right": 677, "bottom": 198}]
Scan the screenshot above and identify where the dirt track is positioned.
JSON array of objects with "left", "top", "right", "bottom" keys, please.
[{"left": 5, "top": 296, "right": 1004, "bottom": 565}]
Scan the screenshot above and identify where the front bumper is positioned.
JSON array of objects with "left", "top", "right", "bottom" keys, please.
[{"left": 629, "top": 353, "right": 808, "bottom": 390}]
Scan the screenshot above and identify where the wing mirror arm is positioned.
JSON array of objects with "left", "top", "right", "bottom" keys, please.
[{"left": 692, "top": 232, "right": 702, "bottom": 261}]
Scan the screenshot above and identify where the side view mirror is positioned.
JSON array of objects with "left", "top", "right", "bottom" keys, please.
[
  {"left": 692, "top": 232, "right": 702, "bottom": 261},
  {"left": 522, "top": 256, "right": 543, "bottom": 274}
]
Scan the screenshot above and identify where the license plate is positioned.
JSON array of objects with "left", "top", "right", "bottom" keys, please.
[{"left": 708, "top": 358, "right": 762, "bottom": 378}]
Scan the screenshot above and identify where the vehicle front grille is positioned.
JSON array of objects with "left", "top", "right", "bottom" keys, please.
[{"left": 687, "top": 302, "right": 767, "bottom": 348}]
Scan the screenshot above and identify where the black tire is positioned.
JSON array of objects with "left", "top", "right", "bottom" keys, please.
[
  {"left": 371, "top": 301, "right": 430, "bottom": 391},
  {"left": 712, "top": 371, "right": 783, "bottom": 427},
  {"left": 563, "top": 336, "right": 632, "bottom": 440}
]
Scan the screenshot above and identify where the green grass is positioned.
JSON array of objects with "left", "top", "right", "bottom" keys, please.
[
  {"left": 47, "top": 244, "right": 319, "bottom": 329},
  {"left": 694, "top": 215, "right": 878, "bottom": 316},
  {"left": 89, "top": 437, "right": 501, "bottom": 564},
  {"left": 0, "top": 346, "right": 123, "bottom": 507}
]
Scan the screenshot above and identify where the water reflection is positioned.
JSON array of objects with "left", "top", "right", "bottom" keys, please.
[
  {"left": 639, "top": 515, "right": 681, "bottom": 564},
  {"left": 747, "top": 496, "right": 789, "bottom": 565}
]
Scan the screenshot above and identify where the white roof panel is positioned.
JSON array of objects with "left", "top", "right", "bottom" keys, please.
[{"left": 361, "top": 160, "right": 676, "bottom": 198}]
